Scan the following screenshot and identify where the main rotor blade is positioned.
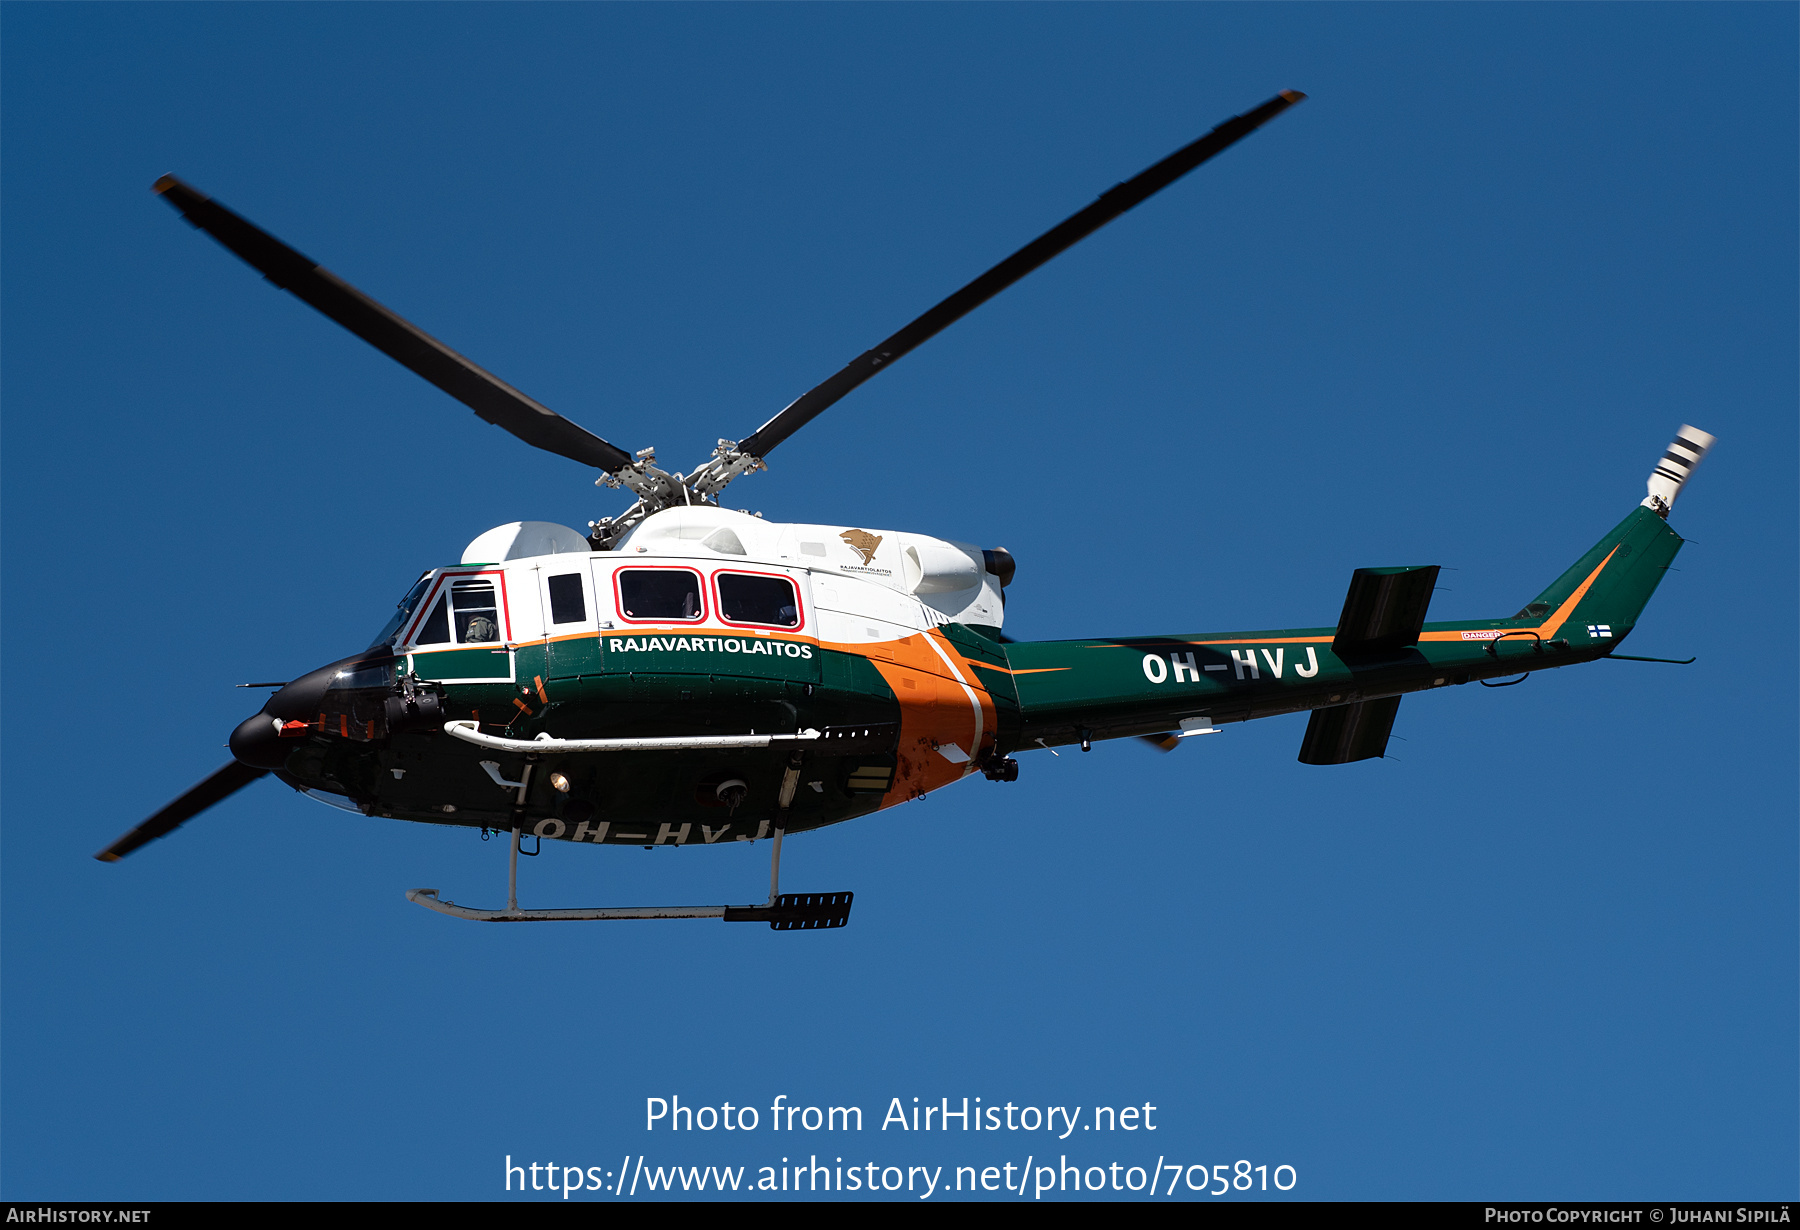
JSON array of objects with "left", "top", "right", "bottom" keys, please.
[
  {"left": 95, "top": 761, "right": 269, "bottom": 862},
  {"left": 153, "top": 176, "right": 633, "bottom": 474},
  {"left": 738, "top": 90, "right": 1305, "bottom": 460}
]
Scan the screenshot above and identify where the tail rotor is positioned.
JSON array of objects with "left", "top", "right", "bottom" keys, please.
[{"left": 1641, "top": 425, "right": 1715, "bottom": 517}]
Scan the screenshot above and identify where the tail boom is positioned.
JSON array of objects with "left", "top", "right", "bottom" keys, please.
[{"left": 995, "top": 505, "right": 1686, "bottom": 755}]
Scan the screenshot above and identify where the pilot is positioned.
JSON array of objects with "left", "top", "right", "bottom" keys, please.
[{"left": 464, "top": 615, "right": 499, "bottom": 643}]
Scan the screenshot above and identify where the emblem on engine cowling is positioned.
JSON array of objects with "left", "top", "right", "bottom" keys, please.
[{"left": 840, "top": 529, "right": 883, "bottom": 565}]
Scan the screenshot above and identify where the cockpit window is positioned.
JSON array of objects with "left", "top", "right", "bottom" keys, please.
[
  {"left": 402, "top": 573, "right": 506, "bottom": 647},
  {"left": 369, "top": 574, "right": 433, "bottom": 649},
  {"left": 617, "top": 569, "right": 703, "bottom": 622},
  {"left": 414, "top": 594, "right": 451, "bottom": 645},
  {"left": 451, "top": 580, "right": 501, "bottom": 642}
]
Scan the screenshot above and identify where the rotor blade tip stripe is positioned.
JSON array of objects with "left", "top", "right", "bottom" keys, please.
[
  {"left": 1280, "top": 89, "right": 1308, "bottom": 103},
  {"left": 153, "top": 174, "right": 180, "bottom": 195}
]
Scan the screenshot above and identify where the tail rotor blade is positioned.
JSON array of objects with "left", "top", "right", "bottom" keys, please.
[
  {"left": 96, "top": 761, "right": 269, "bottom": 862},
  {"left": 1641, "top": 424, "right": 1715, "bottom": 516},
  {"left": 152, "top": 176, "right": 633, "bottom": 474}
]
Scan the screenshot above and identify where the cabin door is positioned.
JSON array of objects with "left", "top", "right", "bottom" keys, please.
[{"left": 537, "top": 563, "right": 602, "bottom": 682}]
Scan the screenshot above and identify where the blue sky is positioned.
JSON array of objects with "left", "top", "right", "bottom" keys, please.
[{"left": 3, "top": 4, "right": 1794, "bottom": 1201}]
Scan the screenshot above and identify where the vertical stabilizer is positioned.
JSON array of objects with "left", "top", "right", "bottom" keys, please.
[{"left": 1641, "top": 425, "right": 1714, "bottom": 517}]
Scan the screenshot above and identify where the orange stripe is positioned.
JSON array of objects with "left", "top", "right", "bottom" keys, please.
[
  {"left": 926, "top": 627, "right": 997, "bottom": 761},
  {"left": 534, "top": 675, "right": 548, "bottom": 703},
  {"left": 1086, "top": 638, "right": 1332, "bottom": 648},
  {"left": 1093, "top": 548, "right": 1625, "bottom": 652},
  {"left": 1536, "top": 545, "right": 1620, "bottom": 638},
  {"left": 968, "top": 660, "right": 1071, "bottom": 676},
  {"left": 817, "top": 632, "right": 994, "bottom": 809},
  {"left": 1417, "top": 547, "right": 1619, "bottom": 642},
  {"left": 1180, "top": 636, "right": 1333, "bottom": 647}
]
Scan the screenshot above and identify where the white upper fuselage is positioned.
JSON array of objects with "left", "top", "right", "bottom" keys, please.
[
  {"left": 385, "top": 510, "right": 1005, "bottom": 663},
  {"left": 613, "top": 508, "right": 1003, "bottom": 631}
]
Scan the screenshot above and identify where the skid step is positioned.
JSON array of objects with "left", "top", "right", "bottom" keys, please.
[
  {"left": 724, "top": 892, "right": 854, "bottom": 930},
  {"left": 406, "top": 888, "right": 851, "bottom": 929}
]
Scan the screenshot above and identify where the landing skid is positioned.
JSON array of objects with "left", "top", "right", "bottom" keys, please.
[
  {"left": 405, "top": 817, "right": 852, "bottom": 929},
  {"left": 405, "top": 889, "right": 853, "bottom": 928}
]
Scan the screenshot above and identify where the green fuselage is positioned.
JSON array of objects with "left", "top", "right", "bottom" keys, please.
[{"left": 278, "top": 506, "right": 1682, "bottom": 846}]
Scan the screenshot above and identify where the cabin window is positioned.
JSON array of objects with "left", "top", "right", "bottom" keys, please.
[
  {"left": 717, "top": 572, "right": 800, "bottom": 628},
  {"left": 451, "top": 579, "right": 501, "bottom": 642},
  {"left": 617, "top": 569, "right": 704, "bottom": 622},
  {"left": 547, "top": 573, "right": 586, "bottom": 624}
]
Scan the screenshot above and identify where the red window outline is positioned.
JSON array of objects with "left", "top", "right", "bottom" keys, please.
[
  {"left": 711, "top": 568, "right": 806, "bottom": 633},
  {"left": 401, "top": 569, "right": 513, "bottom": 646},
  {"left": 612, "top": 566, "right": 708, "bottom": 625}
]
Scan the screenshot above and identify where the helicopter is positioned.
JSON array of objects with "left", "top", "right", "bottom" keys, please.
[{"left": 97, "top": 90, "right": 1713, "bottom": 930}]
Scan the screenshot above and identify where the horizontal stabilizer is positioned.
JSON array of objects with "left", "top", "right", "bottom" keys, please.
[
  {"left": 1331, "top": 565, "right": 1440, "bottom": 657},
  {"left": 1298, "top": 697, "right": 1401, "bottom": 765}
]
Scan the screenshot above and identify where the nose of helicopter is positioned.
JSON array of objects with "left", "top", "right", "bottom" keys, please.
[
  {"left": 228, "top": 710, "right": 289, "bottom": 770},
  {"left": 228, "top": 652, "right": 390, "bottom": 770}
]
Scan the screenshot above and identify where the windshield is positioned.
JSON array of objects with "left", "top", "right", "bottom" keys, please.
[
  {"left": 331, "top": 660, "right": 394, "bottom": 690},
  {"left": 368, "top": 574, "right": 434, "bottom": 649}
]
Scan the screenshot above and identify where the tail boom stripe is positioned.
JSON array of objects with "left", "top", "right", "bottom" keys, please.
[{"left": 1416, "top": 545, "right": 1619, "bottom": 643}]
